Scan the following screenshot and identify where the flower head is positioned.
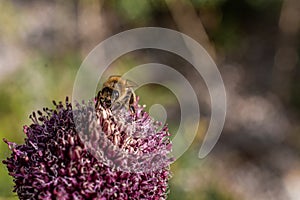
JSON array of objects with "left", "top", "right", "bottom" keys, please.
[{"left": 3, "top": 97, "right": 172, "bottom": 199}]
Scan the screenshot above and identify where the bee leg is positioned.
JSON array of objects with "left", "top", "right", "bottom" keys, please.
[
  {"left": 130, "top": 105, "right": 135, "bottom": 114},
  {"left": 95, "top": 90, "right": 102, "bottom": 108}
]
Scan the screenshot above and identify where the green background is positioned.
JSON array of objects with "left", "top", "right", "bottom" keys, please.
[{"left": 1, "top": 0, "right": 299, "bottom": 199}]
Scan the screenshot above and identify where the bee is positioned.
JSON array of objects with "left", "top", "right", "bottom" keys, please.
[{"left": 96, "top": 75, "right": 137, "bottom": 113}]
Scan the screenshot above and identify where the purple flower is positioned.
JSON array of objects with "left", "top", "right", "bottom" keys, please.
[{"left": 3, "top": 97, "right": 172, "bottom": 200}]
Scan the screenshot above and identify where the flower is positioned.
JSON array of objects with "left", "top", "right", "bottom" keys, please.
[{"left": 3, "top": 97, "right": 172, "bottom": 200}]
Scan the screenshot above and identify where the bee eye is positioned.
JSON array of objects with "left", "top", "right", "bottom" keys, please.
[{"left": 111, "top": 90, "right": 119, "bottom": 100}]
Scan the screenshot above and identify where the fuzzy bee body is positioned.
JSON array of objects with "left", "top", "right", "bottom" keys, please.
[{"left": 96, "top": 75, "right": 137, "bottom": 113}]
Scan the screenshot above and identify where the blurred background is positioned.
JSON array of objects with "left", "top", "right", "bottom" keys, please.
[{"left": 0, "top": 0, "right": 300, "bottom": 199}]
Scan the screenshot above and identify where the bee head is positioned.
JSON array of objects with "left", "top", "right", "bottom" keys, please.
[{"left": 100, "top": 87, "right": 120, "bottom": 107}]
